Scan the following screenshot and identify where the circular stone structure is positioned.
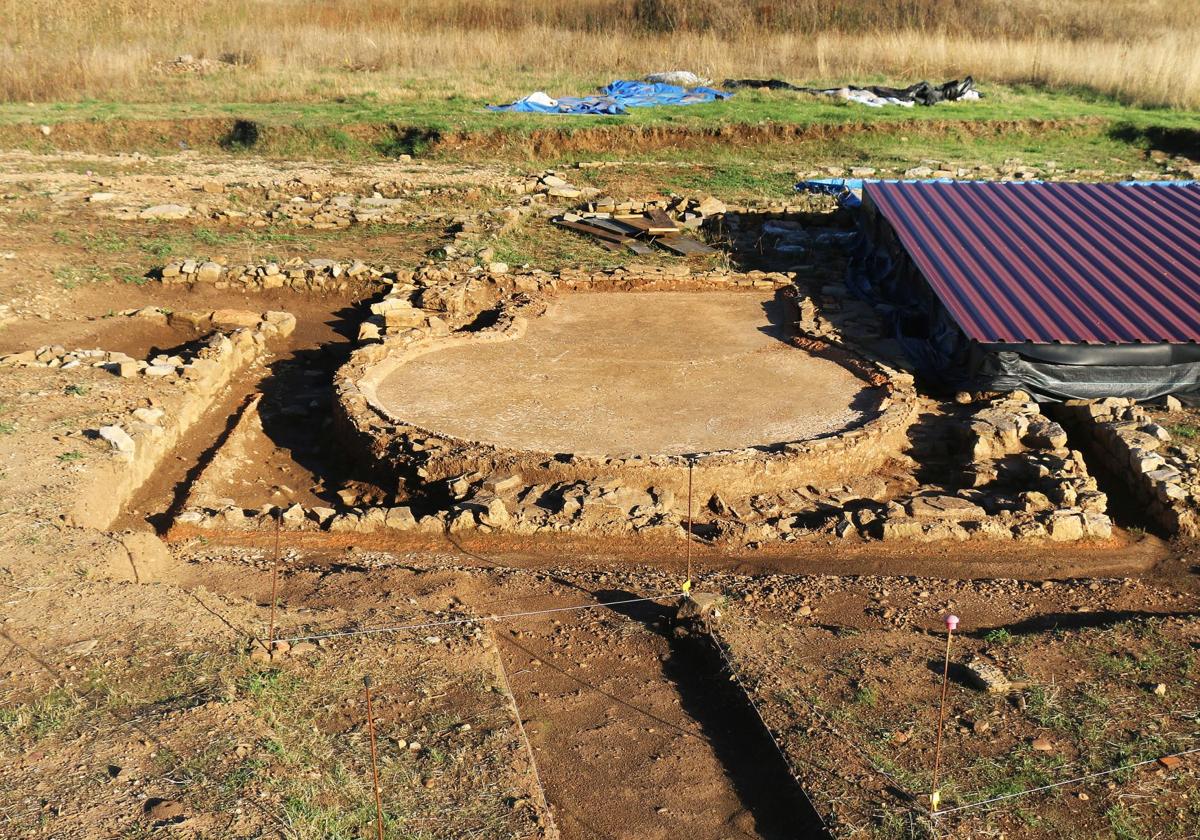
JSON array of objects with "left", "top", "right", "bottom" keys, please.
[{"left": 373, "top": 291, "right": 870, "bottom": 457}]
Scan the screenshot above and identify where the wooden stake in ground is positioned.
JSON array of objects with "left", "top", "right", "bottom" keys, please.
[
  {"left": 268, "top": 510, "right": 281, "bottom": 646},
  {"left": 685, "top": 459, "right": 694, "bottom": 593},
  {"left": 364, "top": 676, "right": 385, "bottom": 840},
  {"left": 930, "top": 613, "right": 959, "bottom": 813}
]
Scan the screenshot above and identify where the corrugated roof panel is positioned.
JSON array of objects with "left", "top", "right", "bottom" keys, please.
[{"left": 864, "top": 181, "right": 1200, "bottom": 345}]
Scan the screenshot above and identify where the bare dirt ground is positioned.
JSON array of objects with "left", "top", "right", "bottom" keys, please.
[{"left": 1, "top": 145, "right": 1199, "bottom": 840}]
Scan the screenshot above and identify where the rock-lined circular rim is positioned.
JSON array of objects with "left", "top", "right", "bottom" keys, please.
[{"left": 369, "top": 290, "right": 878, "bottom": 458}]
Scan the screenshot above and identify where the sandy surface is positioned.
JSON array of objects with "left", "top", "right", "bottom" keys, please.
[{"left": 376, "top": 291, "right": 872, "bottom": 456}]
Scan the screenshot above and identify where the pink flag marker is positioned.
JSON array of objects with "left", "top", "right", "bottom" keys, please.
[{"left": 945, "top": 614, "right": 959, "bottom": 632}]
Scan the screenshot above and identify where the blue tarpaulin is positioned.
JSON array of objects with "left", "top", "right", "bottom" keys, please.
[{"left": 488, "top": 80, "right": 731, "bottom": 115}]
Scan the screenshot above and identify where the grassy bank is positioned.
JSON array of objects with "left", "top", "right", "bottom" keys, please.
[{"left": 1, "top": 85, "right": 1198, "bottom": 162}]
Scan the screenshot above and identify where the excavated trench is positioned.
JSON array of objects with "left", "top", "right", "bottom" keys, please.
[
  {"left": 119, "top": 294, "right": 384, "bottom": 531},
  {"left": 494, "top": 595, "right": 829, "bottom": 840},
  {"left": 1049, "top": 404, "right": 1166, "bottom": 537}
]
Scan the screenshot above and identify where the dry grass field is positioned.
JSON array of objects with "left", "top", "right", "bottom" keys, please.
[{"left": 1, "top": 0, "right": 1199, "bottom": 107}]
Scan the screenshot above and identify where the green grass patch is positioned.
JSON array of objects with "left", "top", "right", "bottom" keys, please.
[
  {"left": 2, "top": 84, "right": 1197, "bottom": 169},
  {"left": 1167, "top": 424, "right": 1199, "bottom": 440}
]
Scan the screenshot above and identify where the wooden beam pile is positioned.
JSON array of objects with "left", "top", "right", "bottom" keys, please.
[{"left": 554, "top": 210, "right": 717, "bottom": 256}]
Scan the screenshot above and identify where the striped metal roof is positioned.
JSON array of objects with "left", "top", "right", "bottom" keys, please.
[{"left": 864, "top": 180, "right": 1200, "bottom": 345}]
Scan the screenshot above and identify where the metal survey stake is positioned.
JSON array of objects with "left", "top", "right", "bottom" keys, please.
[
  {"left": 364, "top": 676, "right": 385, "bottom": 840},
  {"left": 930, "top": 613, "right": 959, "bottom": 812}
]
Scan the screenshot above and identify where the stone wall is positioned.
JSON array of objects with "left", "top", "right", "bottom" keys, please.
[
  {"left": 1057, "top": 397, "right": 1199, "bottom": 537},
  {"left": 329, "top": 269, "right": 921, "bottom": 538},
  {"left": 158, "top": 257, "right": 392, "bottom": 292},
  {"left": 866, "top": 393, "right": 1112, "bottom": 542},
  {"left": 66, "top": 314, "right": 290, "bottom": 529}
]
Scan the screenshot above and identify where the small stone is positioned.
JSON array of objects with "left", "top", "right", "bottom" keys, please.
[
  {"left": 143, "top": 798, "right": 185, "bottom": 822},
  {"left": 281, "top": 503, "right": 306, "bottom": 524},
  {"left": 1154, "top": 683, "right": 1167, "bottom": 696},
  {"left": 98, "top": 425, "right": 135, "bottom": 453},
  {"left": 196, "top": 261, "right": 222, "bottom": 283},
  {"left": 1165, "top": 395, "right": 1183, "bottom": 412},
  {"left": 132, "top": 407, "right": 164, "bottom": 425},
  {"left": 384, "top": 506, "right": 417, "bottom": 530},
  {"left": 676, "top": 593, "right": 723, "bottom": 623},
  {"left": 1031, "top": 737, "right": 1054, "bottom": 752},
  {"left": 63, "top": 638, "right": 99, "bottom": 657},
  {"left": 963, "top": 656, "right": 1011, "bottom": 694},
  {"left": 262, "top": 310, "right": 296, "bottom": 338},
  {"left": 139, "top": 204, "right": 191, "bottom": 221},
  {"left": 211, "top": 309, "right": 262, "bottom": 330}
]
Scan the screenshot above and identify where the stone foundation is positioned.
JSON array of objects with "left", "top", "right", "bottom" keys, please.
[
  {"left": 1058, "top": 397, "right": 1199, "bottom": 537},
  {"left": 65, "top": 314, "right": 289, "bottom": 529}
]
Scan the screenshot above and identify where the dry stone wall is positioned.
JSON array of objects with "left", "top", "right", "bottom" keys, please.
[
  {"left": 64, "top": 314, "right": 290, "bottom": 529},
  {"left": 869, "top": 394, "right": 1111, "bottom": 543},
  {"left": 315, "top": 265, "right": 923, "bottom": 541},
  {"left": 1058, "top": 397, "right": 1200, "bottom": 537}
]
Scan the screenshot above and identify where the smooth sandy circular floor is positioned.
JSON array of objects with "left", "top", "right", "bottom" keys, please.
[{"left": 375, "top": 291, "right": 873, "bottom": 456}]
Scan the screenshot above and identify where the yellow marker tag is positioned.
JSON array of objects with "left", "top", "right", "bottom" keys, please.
[
  {"left": 930, "top": 790, "right": 941, "bottom": 812},
  {"left": 682, "top": 579, "right": 692, "bottom": 594}
]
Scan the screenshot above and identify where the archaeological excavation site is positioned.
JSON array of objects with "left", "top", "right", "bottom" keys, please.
[{"left": 2, "top": 135, "right": 1200, "bottom": 840}]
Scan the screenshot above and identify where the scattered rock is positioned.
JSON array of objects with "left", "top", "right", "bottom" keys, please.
[
  {"left": 143, "top": 798, "right": 185, "bottom": 823},
  {"left": 98, "top": 425, "right": 135, "bottom": 454},
  {"left": 963, "top": 656, "right": 1012, "bottom": 694},
  {"left": 139, "top": 204, "right": 191, "bottom": 221}
]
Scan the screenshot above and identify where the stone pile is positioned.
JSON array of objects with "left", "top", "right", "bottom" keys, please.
[
  {"left": 0, "top": 310, "right": 295, "bottom": 378},
  {"left": 353, "top": 263, "right": 796, "bottom": 344},
  {"left": 1058, "top": 397, "right": 1199, "bottom": 536},
  {"left": 526, "top": 171, "right": 596, "bottom": 200},
  {"left": 868, "top": 394, "right": 1111, "bottom": 543},
  {"left": 159, "top": 257, "right": 391, "bottom": 291}
]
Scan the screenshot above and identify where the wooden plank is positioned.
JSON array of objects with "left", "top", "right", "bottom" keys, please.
[
  {"left": 585, "top": 217, "right": 647, "bottom": 238},
  {"left": 655, "top": 235, "right": 717, "bottom": 256},
  {"left": 614, "top": 216, "right": 658, "bottom": 234},
  {"left": 645, "top": 208, "right": 681, "bottom": 233},
  {"left": 576, "top": 218, "right": 652, "bottom": 254},
  {"left": 554, "top": 218, "right": 632, "bottom": 244}
]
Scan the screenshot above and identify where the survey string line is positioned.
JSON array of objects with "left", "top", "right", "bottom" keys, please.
[
  {"left": 710, "top": 621, "right": 831, "bottom": 837},
  {"left": 491, "top": 626, "right": 561, "bottom": 840},
  {"left": 275, "top": 591, "right": 683, "bottom": 644},
  {"left": 931, "top": 744, "right": 1200, "bottom": 817}
]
